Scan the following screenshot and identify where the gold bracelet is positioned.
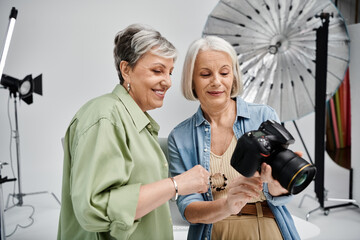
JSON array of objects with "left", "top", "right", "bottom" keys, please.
[{"left": 170, "top": 177, "right": 178, "bottom": 201}]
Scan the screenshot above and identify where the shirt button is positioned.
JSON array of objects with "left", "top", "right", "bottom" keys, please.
[
  {"left": 206, "top": 193, "right": 210, "bottom": 197},
  {"left": 204, "top": 148, "right": 208, "bottom": 152},
  {"left": 205, "top": 128, "right": 209, "bottom": 132},
  {"left": 147, "top": 125, "right": 152, "bottom": 129},
  {"left": 205, "top": 238, "right": 208, "bottom": 240},
  {"left": 164, "top": 163, "right": 168, "bottom": 167}
]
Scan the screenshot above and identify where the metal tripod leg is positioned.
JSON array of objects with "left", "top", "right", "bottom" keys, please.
[
  {"left": 298, "top": 193, "right": 317, "bottom": 208},
  {"left": 299, "top": 189, "right": 358, "bottom": 221},
  {"left": 299, "top": 198, "right": 330, "bottom": 221},
  {"left": 298, "top": 193, "right": 323, "bottom": 221},
  {"left": 305, "top": 207, "right": 323, "bottom": 221},
  {"left": 5, "top": 191, "right": 60, "bottom": 211}
]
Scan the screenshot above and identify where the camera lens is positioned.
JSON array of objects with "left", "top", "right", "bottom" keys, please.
[
  {"left": 294, "top": 173, "right": 307, "bottom": 187},
  {"left": 270, "top": 149, "right": 316, "bottom": 194}
]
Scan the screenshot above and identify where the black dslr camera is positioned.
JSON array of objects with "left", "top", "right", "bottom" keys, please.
[{"left": 231, "top": 120, "right": 316, "bottom": 195}]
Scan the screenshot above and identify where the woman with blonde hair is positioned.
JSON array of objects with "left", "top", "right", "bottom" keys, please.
[{"left": 168, "top": 36, "right": 300, "bottom": 240}]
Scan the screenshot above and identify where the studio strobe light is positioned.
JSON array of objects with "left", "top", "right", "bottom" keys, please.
[{"left": 1, "top": 74, "right": 42, "bottom": 104}]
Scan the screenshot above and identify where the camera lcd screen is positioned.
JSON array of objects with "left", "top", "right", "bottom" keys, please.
[{"left": 252, "top": 130, "right": 266, "bottom": 138}]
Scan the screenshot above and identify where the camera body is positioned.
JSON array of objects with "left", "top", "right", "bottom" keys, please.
[{"left": 231, "top": 120, "right": 316, "bottom": 194}]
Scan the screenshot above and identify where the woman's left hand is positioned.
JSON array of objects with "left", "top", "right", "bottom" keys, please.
[{"left": 259, "top": 162, "right": 288, "bottom": 196}]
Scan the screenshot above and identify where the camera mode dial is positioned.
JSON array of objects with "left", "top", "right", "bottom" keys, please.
[
  {"left": 247, "top": 131, "right": 271, "bottom": 157},
  {"left": 258, "top": 137, "right": 271, "bottom": 151}
]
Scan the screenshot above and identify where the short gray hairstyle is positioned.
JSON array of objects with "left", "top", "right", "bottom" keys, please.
[
  {"left": 181, "top": 36, "right": 243, "bottom": 100},
  {"left": 114, "top": 24, "right": 178, "bottom": 84}
]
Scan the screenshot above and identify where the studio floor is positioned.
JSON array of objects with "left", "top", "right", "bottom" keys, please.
[{"left": 3, "top": 164, "right": 360, "bottom": 240}]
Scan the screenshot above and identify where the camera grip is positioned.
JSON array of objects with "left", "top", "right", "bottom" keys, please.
[{"left": 231, "top": 134, "right": 263, "bottom": 177}]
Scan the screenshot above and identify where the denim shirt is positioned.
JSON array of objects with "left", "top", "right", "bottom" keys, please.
[{"left": 168, "top": 96, "right": 300, "bottom": 240}]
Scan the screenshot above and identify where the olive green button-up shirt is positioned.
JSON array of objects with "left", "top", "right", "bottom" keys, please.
[{"left": 57, "top": 84, "right": 173, "bottom": 240}]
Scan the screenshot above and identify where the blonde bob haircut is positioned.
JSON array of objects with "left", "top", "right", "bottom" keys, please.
[{"left": 181, "top": 36, "right": 243, "bottom": 101}]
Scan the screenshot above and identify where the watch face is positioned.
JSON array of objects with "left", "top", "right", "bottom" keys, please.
[{"left": 19, "top": 81, "right": 31, "bottom": 95}]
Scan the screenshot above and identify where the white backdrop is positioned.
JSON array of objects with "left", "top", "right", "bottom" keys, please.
[
  {"left": 0, "top": 0, "right": 219, "bottom": 200},
  {"left": 349, "top": 23, "right": 360, "bottom": 204},
  {"left": 0, "top": 0, "right": 356, "bottom": 207}
]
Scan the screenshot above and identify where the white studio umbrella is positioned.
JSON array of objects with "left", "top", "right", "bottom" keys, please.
[{"left": 203, "top": 0, "right": 350, "bottom": 122}]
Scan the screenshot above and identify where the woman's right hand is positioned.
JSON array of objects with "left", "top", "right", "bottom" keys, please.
[
  {"left": 174, "top": 165, "right": 210, "bottom": 196},
  {"left": 225, "top": 175, "right": 263, "bottom": 215}
]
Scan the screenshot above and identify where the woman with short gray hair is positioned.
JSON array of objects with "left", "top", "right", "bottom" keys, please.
[
  {"left": 114, "top": 24, "right": 177, "bottom": 85},
  {"left": 58, "top": 24, "right": 210, "bottom": 240}
]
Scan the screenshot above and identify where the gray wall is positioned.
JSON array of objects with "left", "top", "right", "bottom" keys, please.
[{"left": 0, "top": 0, "right": 358, "bottom": 206}]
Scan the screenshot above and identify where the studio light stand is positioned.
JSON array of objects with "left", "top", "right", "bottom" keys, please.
[
  {"left": 3, "top": 90, "right": 61, "bottom": 212},
  {"left": 0, "top": 7, "right": 60, "bottom": 239},
  {"left": 298, "top": 12, "right": 358, "bottom": 220},
  {"left": 0, "top": 163, "right": 16, "bottom": 240}
]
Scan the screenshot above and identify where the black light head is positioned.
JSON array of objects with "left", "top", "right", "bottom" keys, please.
[{"left": 1, "top": 74, "right": 42, "bottom": 104}]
